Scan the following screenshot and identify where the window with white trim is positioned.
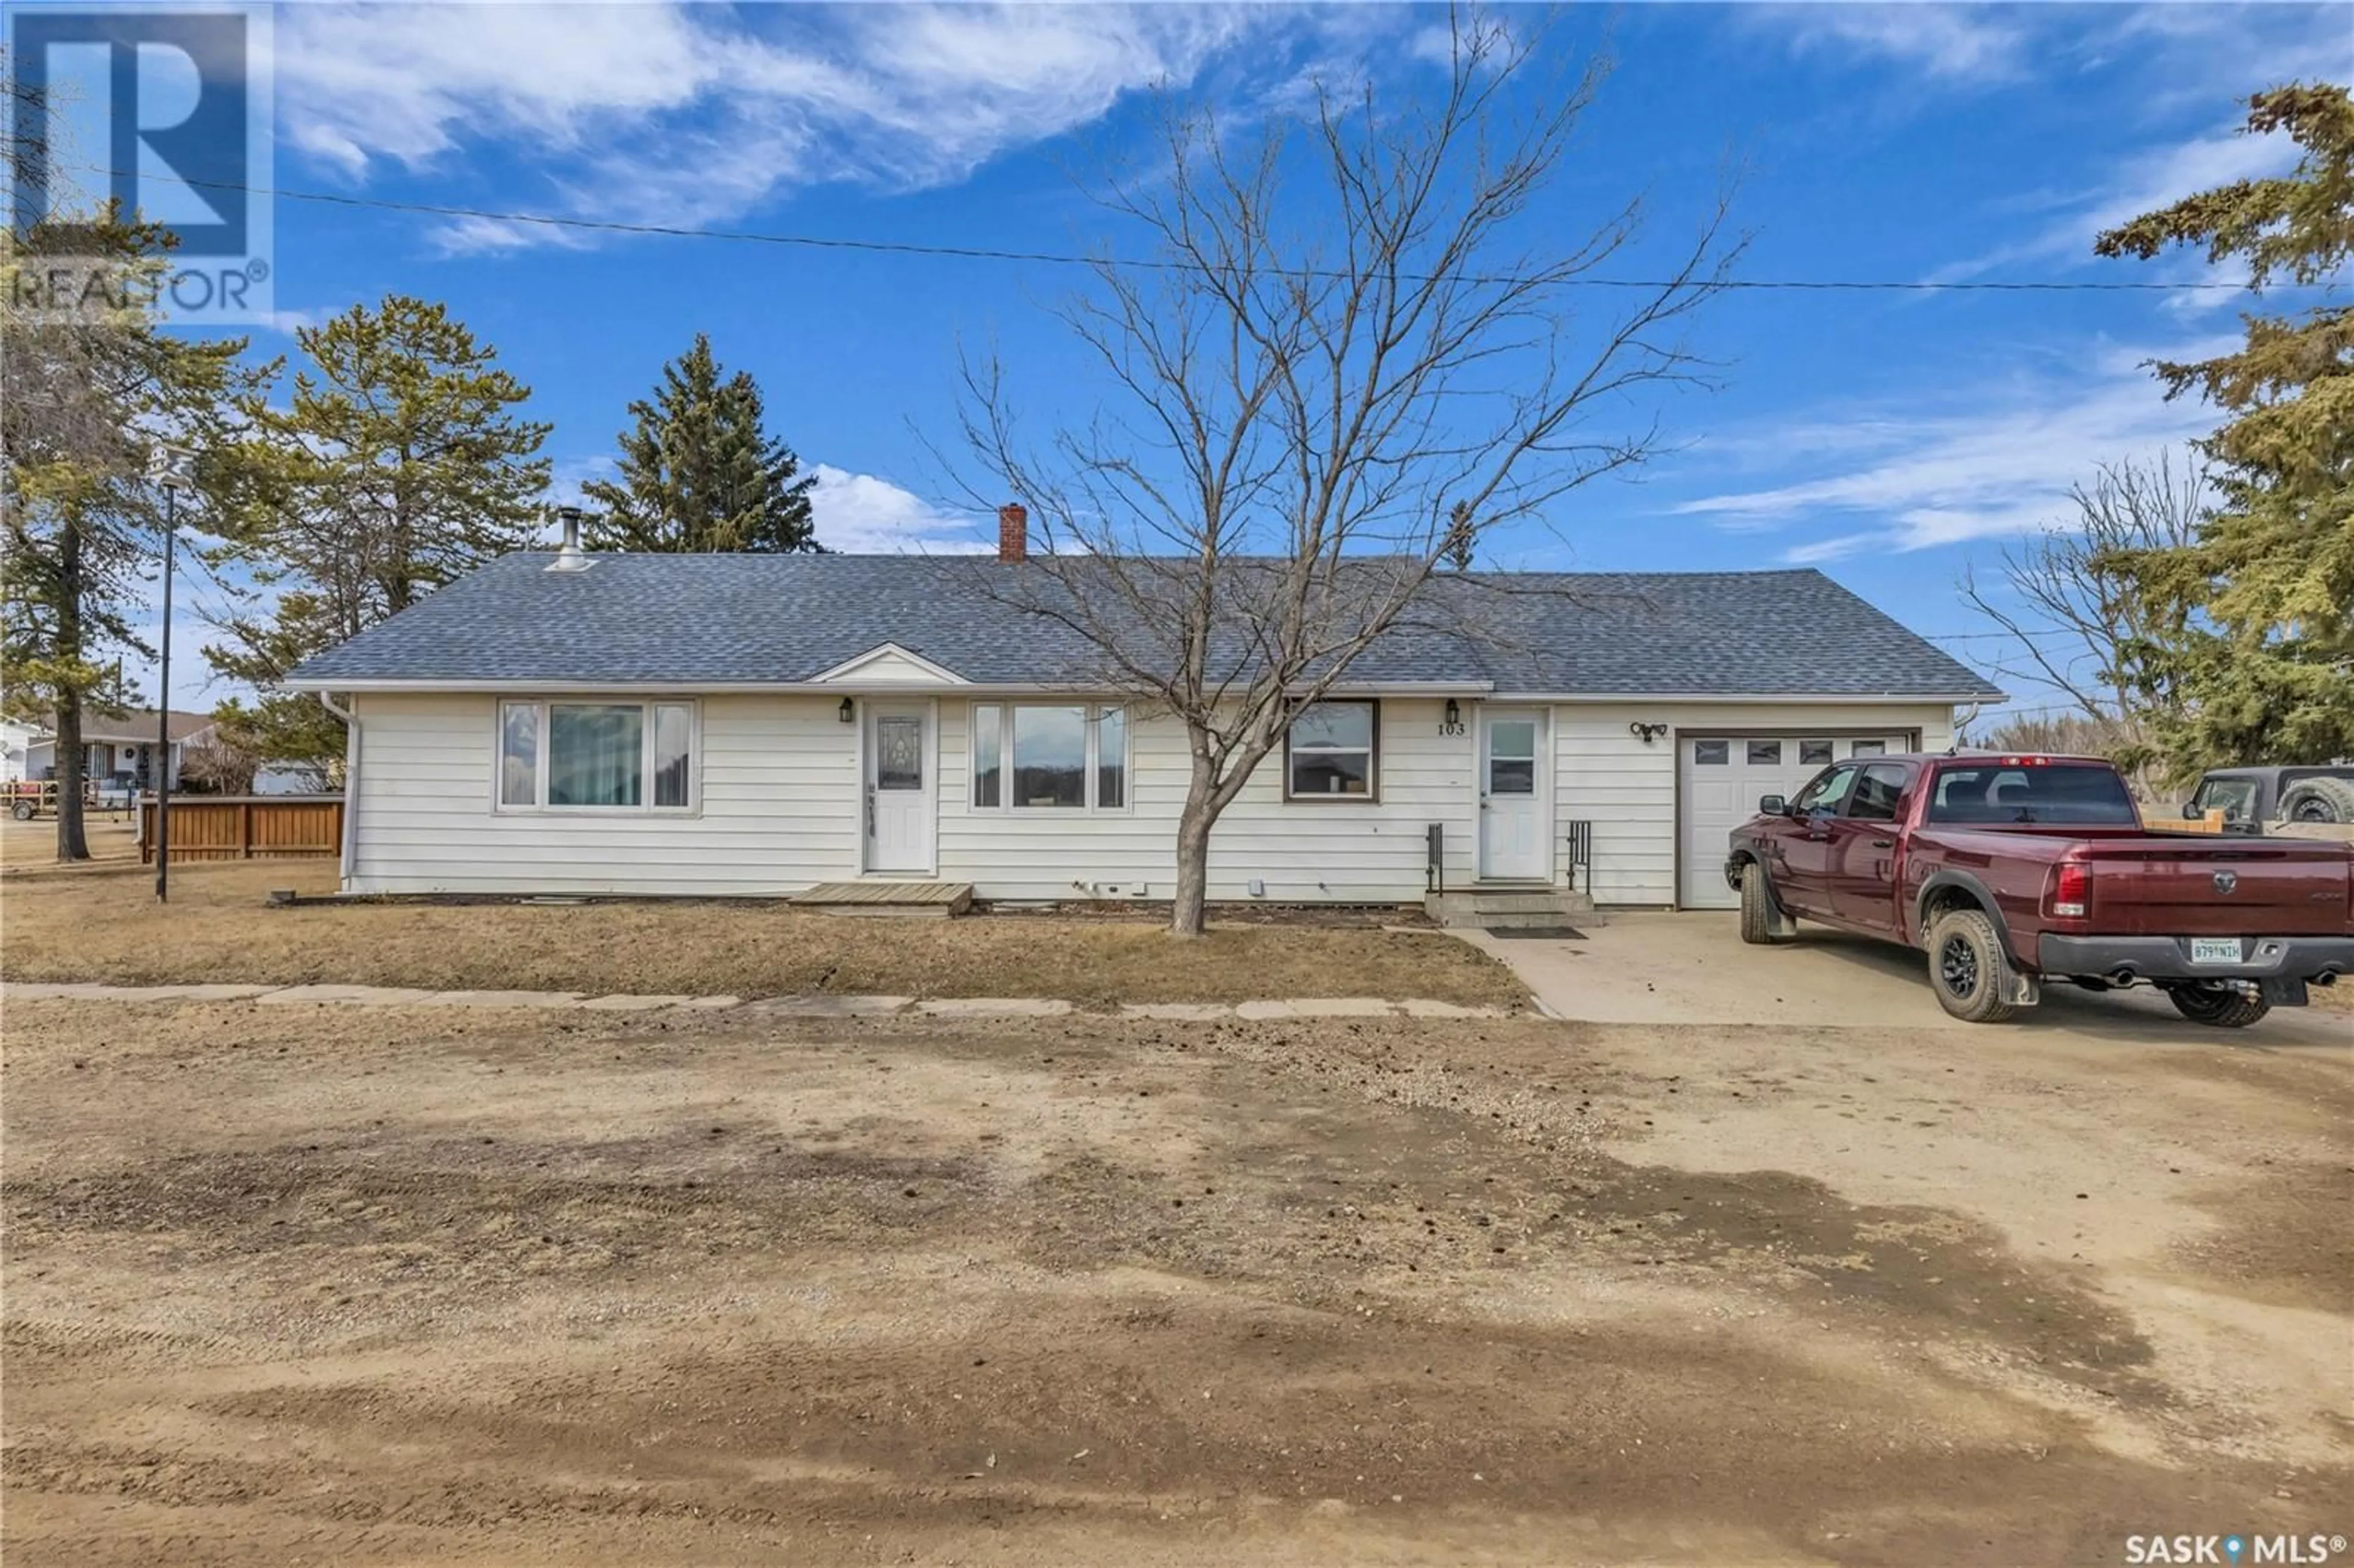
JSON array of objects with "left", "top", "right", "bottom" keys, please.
[
  {"left": 497, "top": 699, "right": 697, "bottom": 811},
  {"left": 970, "top": 702, "right": 1129, "bottom": 812},
  {"left": 1286, "top": 701, "right": 1378, "bottom": 799}
]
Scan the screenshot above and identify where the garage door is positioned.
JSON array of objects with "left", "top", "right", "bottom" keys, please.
[{"left": 1678, "top": 734, "right": 1908, "bottom": 909}]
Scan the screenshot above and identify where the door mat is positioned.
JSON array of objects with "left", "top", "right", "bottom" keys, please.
[{"left": 1484, "top": 925, "right": 1586, "bottom": 940}]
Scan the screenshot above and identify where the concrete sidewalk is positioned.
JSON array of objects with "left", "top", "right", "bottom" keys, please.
[{"left": 0, "top": 981, "right": 1511, "bottom": 1021}]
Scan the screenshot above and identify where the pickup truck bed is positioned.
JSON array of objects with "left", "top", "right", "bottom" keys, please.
[{"left": 1725, "top": 753, "right": 2354, "bottom": 1027}]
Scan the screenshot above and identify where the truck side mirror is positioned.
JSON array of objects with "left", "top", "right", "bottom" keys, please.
[
  {"left": 1758, "top": 794, "right": 1786, "bottom": 815},
  {"left": 2179, "top": 801, "right": 2196, "bottom": 820}
]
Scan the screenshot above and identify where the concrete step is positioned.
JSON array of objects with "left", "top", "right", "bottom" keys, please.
[{"left": 1422, "top": 886, "right": 1594, "bottom": 929}]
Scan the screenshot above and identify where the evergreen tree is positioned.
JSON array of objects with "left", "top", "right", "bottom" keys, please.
[
  {"left": 1, "top": 207, "right": 270, "bottom": 859},
  {"left": 1442, "top": 501, "right": 1476, "bottom": 571},
  {"left": 582, "top": 334, "right": 820, "bottom": 552},
  {"left": 204, "top": 295, "right": 551, "bottom": 771},
  {"left": 2095, "top": 83, "right": 2353, "bottom": 769}
]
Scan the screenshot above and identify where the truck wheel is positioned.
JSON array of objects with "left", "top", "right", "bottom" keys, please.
[
  {"left": 2277, "top": 777, "right": 2354, "bottom": 823},
  {"left": 9, "top": 800, "right": 31, "bottom": 821},
  {"left": 2166, "top": 983, "right": 2272, "bottom": 1029},
  {"left": 1926, "top": 908, "right": 2019, "bottom": 1024},
  {"left": 1739, "top": 864, "right": 1780, "bottom": 945}
]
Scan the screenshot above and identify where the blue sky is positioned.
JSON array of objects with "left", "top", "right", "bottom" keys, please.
[{"left": 132, "top": 2, "right": 2354, "bottom": 720}]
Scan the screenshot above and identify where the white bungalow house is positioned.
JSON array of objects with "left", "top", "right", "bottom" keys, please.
[
  {"left": 21, "top": 709, "right": 214, "bottom": 795},
  {"left": 281, "top": 517, "right": 2000, "bottom": 911}
]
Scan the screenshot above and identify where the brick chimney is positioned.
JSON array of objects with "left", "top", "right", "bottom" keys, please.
[{"left": 997, "top": 501, "right": 1028, "bottom": 562}]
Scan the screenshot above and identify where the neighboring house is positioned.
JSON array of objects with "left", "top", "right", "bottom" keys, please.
[
  {"left": 23, "top": 709, "right": 215, "bottom": 794},
  {"left": 283, "top": 523, "right": 2001, "bottom": 910},
  {"left": 0, "top": 717, "right": 50, "bottom": 783}
]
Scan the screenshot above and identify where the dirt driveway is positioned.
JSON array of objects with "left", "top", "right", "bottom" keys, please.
[{"left": 4, "top": 992, "right": 2348, "bottom": 1566}]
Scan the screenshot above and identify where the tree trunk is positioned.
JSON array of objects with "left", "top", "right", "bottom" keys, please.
[
  {"left": 1169, "top": 721, "right": 1289, "bottom": 938},
  {"left": 1170, "top": 792, "right": 1213, "bottom": 938},
  {"left": 54, "top": 515, "right": 89, "bottom": 862},
  {"left": 53, "top": 698, "right": 88, "bottom": 861}
]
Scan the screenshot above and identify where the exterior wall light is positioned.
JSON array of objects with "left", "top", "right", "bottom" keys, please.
[
  {"left": 1629, "top": 721, "right": 1669, "bottom": 744},
  {"left": 838, "top": 697, "right": 855, "bottom": 725}
]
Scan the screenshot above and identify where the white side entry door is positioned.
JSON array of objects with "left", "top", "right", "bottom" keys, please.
[
  {"left": 864, "top": 703, "right": 934, "bottom": 874},
  {"left": 1479, "top": 709, "right": 1548, "bottom": 881}
]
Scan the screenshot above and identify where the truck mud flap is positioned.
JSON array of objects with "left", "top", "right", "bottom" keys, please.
[
  {"left": 2007, "top": 970, "right": 2040, "bottom": 1008},
  {"left": 2259, "top": 976, "right": 2310, "bottom": 1007}
]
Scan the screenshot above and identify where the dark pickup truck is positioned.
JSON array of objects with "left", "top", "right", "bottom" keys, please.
[{"left": 1725, "top": 753, "right": 2354, "bottom": 1026}]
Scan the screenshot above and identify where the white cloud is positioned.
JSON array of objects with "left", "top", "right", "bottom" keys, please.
[
  {"left": 1929, "top": 123, "right": 2297, "bottom": 284},
  {"left": 254, "top": 306, "right": 326, "bottom": 337},
  {"left": 529, "top": 459, "right": 983, "bottom": 552},
  {"left": 273, "top": 2, "right": 1325, "bottom": 254},
  {"left": 546, "top": 454, "right": 615, "bottom": 514},
  {"left": 1781, "top": 532, "right": 1884, "bottom": 565},
  {"left": 1672, "top": 336, "right": 2231, "bottom": 560},
  {"left": 1754, "top": 3, "right": 2031, "bottom": 82},
  {"left": 1755, "top": 2, "right": 2349, "bottom": 97},
  {"left": 808, "top": 465, "right": 991, "bottom": 554}
]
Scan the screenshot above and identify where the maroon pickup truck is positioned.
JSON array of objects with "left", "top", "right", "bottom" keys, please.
[{"left": 1724, "top": 753, "right": 2354, "bottom": 1026}]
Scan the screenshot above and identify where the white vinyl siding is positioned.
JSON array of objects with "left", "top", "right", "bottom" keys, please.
[
  {"left": 935, "top": 698, "right": 1469, "bottom": 904},
  {"left": 1550, "top": 701, "right": 1955, "bottom": 907},
  {"left": 347, "top": 693, "right": 855, "bottom": 896},
  {"left": 344, "top": 691, "right": 1958, "bottom": 907}
]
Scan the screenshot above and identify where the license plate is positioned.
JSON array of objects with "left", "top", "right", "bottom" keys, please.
[{"left": 2190, "top": 938, "right": 2243, "bottom": 965}]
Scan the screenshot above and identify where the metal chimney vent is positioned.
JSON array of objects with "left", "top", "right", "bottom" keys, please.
[{"left": 546, "top": 505, "right": 593, "bottom": 573}]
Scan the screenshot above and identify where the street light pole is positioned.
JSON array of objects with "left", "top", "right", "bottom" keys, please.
[{"left": 148, "top": 443, "right": 197, "bottom": 903}]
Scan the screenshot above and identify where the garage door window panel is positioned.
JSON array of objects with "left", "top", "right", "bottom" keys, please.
[{"left": 1792, "top": 765, "right": 1859, "bottom": 818}]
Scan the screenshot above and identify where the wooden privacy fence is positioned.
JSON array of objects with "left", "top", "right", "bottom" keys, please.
[{"left": 138, "top": 795, "right": 343, "bottom": 863}]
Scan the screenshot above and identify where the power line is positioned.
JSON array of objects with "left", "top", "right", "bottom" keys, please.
[
  {"left": 51, "top": 161, "right": 2277, "bottom": 294},
  {"left": 1921, "top": 628, "right": 2088, "bottom": 645}
]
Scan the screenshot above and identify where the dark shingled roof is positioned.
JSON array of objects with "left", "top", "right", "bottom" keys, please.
[{"left": 284, "top": 552, "right": 2003, "bottom": 699}]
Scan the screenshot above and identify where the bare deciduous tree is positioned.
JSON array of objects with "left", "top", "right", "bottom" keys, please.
[
  {"left": 1959, "top": 454, "right": 2204, "bottom": 785},
  {"left": 957, "top": 12, "right": 1737, "bottom": 936},
  {"left": 1973, "top": 711, "right": 2138, "bottom": 762},
  {"left": 176, "top": 730, "right": 260, "bottom": 796}
]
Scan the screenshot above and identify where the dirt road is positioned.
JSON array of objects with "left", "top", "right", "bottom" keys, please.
[{"left": 4, "top": 997, "right": 2347, "bottom": 1565}]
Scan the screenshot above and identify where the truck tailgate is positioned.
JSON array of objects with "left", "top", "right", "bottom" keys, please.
[{"left": 2080, "top": 839, "right": 2351, "bottom": 937}]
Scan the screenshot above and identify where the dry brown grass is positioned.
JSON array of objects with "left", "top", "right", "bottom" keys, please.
[
  {"left": 0, "top": 816, "right": 141, "bottom": 866},
  {"left": 0, "top": 847, "right": 1525, "bottom": 1008}
]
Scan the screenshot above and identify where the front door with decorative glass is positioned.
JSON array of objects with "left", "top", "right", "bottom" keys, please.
[{"left": 864, "top": 704, "right": 934, "bottom": 873}]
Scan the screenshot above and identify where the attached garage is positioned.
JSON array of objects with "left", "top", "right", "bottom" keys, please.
[{"left": 1677, "top": 731, "right": 1913, "bottom": 908}]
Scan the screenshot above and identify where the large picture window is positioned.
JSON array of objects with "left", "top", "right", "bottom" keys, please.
[
  {"left": 1286, "top": 701, "right": 1377, "bottom": 800},
  {"left": 497, "top": 699, "right": 697, "bottom": 812},
  {"left": 969, "top": 702, "right": 1128, "bottom": 812}
]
